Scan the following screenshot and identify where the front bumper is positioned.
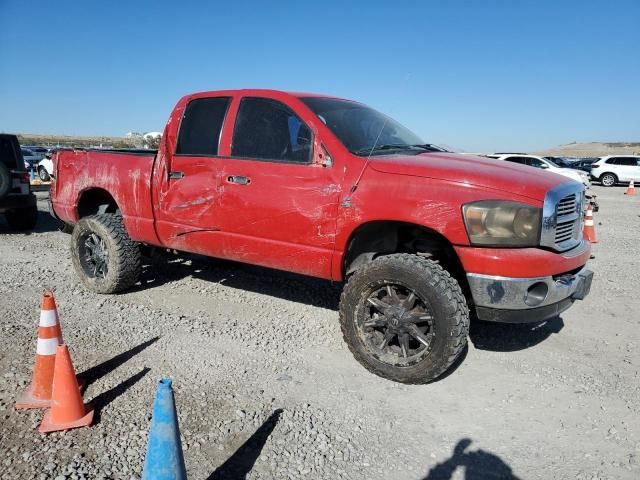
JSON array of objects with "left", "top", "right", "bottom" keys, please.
[{"left": 467, "top": 266, "right": 593, "bottom": 323}]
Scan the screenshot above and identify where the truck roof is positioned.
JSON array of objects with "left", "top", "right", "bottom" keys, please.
[{"left": 183, "top": 88, "right": 349, "bottom": 102}]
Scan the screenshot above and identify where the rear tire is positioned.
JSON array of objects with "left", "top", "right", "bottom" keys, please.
[
  {"left": 71, "top": 214, "right": 141, "bottom": 293},
  {"left": 339, "top": 254, "right": 469, "bottom": 384},
  {"left": 5, "top": 206, "right": 38, "bottom": 231},
  {"left": 600, "top": 173, "right": 617, "bottom": 187}
]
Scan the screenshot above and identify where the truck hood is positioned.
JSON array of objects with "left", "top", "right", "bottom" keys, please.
[{"left": 369, "top": 152, "right": 567, "bottom": 202}]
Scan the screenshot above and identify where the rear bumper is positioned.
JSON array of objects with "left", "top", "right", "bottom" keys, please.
[
  {"left": 468, "top": 266, "right": 593, "bottom": 323},
  {"left": 0, "top": 193, "right": 37, "bottom": 213}
]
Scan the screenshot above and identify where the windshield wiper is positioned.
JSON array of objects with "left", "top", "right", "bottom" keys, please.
[
  {"left": 408, "top": 144, "right": 448, "bottom": 152},
  {"left": 354, "top": 144, "right": 422, "bottom": 155},
  {"left": 354, "top": 144, "right": 446, "bottom": 156}
]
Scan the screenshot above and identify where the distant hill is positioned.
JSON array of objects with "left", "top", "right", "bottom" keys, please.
[
  {"left": 15, "top": 133, "right": 139, "bottom": 149},
  {"left": 535, "top": 142, "right": 640, "bottom": 157}
]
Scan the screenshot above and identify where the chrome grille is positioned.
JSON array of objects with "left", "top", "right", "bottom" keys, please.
[
  {"left": 556, "top": 194, "right": 576, "bottom": 216},
  {"left": 555, "top": 219, "right": 575, "bottom": 243},
  {"left": 554, "top": 193, "right": 578, "bottom": 244},
  {"left": 541, "top": 183, "right": 584, "bottom": 252}
]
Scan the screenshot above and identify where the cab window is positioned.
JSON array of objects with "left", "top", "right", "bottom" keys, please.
[
  {"left": 176, "top": 97, "right": 231, "bottom": 156},
  {"left": 231, "top": 97, "right": 312, "bottom": 163}
]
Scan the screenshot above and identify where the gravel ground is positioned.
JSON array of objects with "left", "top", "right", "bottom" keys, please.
[{"left": 1, "top": 185, "right": 638, "bottom": 479}]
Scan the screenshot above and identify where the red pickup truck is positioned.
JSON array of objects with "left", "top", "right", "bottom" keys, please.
[{"left": 50, "top": 89, "right": 593, "bottom": 383}]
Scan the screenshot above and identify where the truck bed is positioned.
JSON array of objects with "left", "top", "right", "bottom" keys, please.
[{"left": 50, "top": 148, "right": 160, "bottom": 245}]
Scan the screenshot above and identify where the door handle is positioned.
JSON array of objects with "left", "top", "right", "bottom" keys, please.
[
  {"left": 169, "top": 171, "right": 184, "bottom": 180},
  {"left": 227, "top": 175, "right": 251, "bottom": 185}
]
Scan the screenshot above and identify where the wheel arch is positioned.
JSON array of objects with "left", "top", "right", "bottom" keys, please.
[
  {"left": 341, "top": 220, "right": 470, "bottom": 297},
  {"left": 76, "top": 187, "right": 120, "bottom": 218}
]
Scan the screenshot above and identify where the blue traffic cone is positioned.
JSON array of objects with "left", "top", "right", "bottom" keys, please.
[{"left": 142, "top": 378, "right": 187, "bottom": 480}]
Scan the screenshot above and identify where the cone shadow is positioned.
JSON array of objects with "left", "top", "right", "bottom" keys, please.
[
  {"left": 207, "top": 409, "right": 283, "bottom": 480},
  {"left": 91, "top": 367, "right": 151, "bottom": 423},
  {"left": 78, "top": 337, "right": 159, "bottom": 386}
]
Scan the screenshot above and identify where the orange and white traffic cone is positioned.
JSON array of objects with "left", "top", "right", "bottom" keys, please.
[
  {"left": 584, "top": 204, "right": 597, "bottom": 243},
  {"left": 39, "top": 345, "right": 94, "bottom": 433},
  {"left": 15, "top": 290, "right": 63, "bottom": 409},
  {"left": 624, "top": 181, "right": 636, "bottom": 196}
]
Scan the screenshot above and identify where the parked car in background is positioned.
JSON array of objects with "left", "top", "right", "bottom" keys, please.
[
  {"left": 544, "top": 156, "right": 573, "bottom": 168},
  {"left": 590, "top": 155, "right": 640, "bottom": 186},
  {"left": 571, "top": 158, "right": 599, "bottom": 173},
  {"left": 0, "top": 135, "right": 39, "bottom": 230},
  {"left": 493, "top": 154, "right": 590, "bottom": 187},
  {"left": 21, "top": 148, "right": 42, "bottom": 170},
  {"left": 37, "top": 153, "right": 53, "bottom": 181},
  {"left": 24, "top": 146, "right": 47, "bottom": 157}
]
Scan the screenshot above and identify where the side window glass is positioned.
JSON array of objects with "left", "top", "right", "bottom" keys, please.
[
  {"left": 504, "top": 157, "right": 525, "bottom": 164},
  {"left": 528, "top": 158, "right": 544, "bottom": 168},
  {"left": 176, "top": 97, "right": 231, "bottom": 156},
  {"left": 620, "top": 158, "right": 636, "bottom": 166},
  {"left": 232, "top": 98, "right": 312, "bottom": 163},
  {"left": 606, "top": 158, "right": 618, "bottom": 165}
]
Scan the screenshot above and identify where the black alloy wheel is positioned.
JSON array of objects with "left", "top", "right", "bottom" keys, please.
[{"left": 360, "top": 283, "right": 435, "bottom": 367}]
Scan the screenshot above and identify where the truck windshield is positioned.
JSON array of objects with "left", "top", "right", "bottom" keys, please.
[{"left": 301, "top": 97, "right": 426, "bottom": 156}]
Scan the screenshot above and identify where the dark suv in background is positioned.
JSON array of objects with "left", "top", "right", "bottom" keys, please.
[{"left": 0, "top": 134, "right": 38, "bottom": 230}]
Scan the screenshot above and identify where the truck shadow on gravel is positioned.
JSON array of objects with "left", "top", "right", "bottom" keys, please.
[
  {"left": 136, "top": 252, "right": 343, "bottom": 310},
  {"left": 469, "top": 317, "right": 564, "bottom": 352},
  {"left": 207, "top": 409, "right": 283, "bottom": 480},
  {"left": 422, "top": 438, "right": 521, "bottom": 479},
  {"left": 135, "top": 253, "right": 564, "bottom": 355}
]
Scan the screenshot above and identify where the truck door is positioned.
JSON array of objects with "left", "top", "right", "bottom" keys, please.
[
  {"left": 213, "top": 96, "right": 342, "bottom": 279},
  {"left": 154, "top": 96, "right": 231, "bottom": 254}
]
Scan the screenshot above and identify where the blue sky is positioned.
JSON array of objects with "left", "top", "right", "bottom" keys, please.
[{"left": 1, "top": 0, "right": 638, "bottom": 152}]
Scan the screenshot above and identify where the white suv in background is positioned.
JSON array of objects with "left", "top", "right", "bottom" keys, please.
[
  {"left": 590, "top": 155, "right": 640, "bottom": 187},
  {"left": 490, "top": 154, "right": 590, "bottom": 187}
]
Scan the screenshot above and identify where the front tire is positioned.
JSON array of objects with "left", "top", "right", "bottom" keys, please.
[
  {"left": 339, "top": 254, "right": 469, "bottom": 384},
  {"left": 5, "top": 206, "right": 38, "bottom": 231},
  {"left": 71, "top": 214, "right": 142, "bottom": 293},
  {"left": 600, "top": 173, "right": 617, "bottom": 187}
]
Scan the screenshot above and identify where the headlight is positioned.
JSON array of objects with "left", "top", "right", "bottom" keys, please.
[{"left": 462, "top": 200, "right": 541, "bottom": 247}]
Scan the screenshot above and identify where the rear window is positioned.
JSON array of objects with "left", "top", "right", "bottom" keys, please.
[{"left": 176, "top": 97, "right": 231, "bottom": 156}]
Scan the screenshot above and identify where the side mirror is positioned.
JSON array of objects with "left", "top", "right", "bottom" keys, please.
[
  {"left": 313, "top": 141, "right": 333, "bottom": 168},
  {"left": 540, "top": 164, "right": 549, "bottom": 169}
]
